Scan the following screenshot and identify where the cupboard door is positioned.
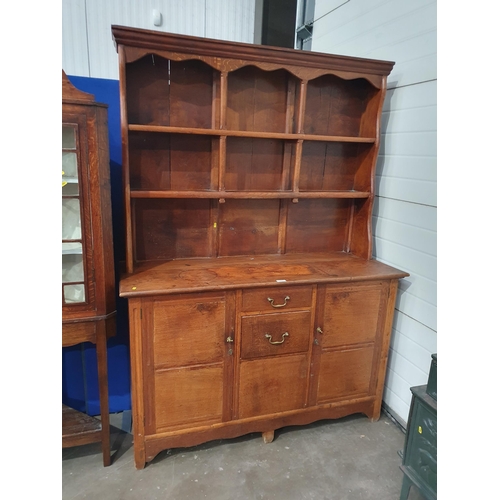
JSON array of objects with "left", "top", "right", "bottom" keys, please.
[
  {"left": 238, "top": 355, "right": 309, "bottom": 418},
  {"left": 316, "top": 346, "right": 374, "bottom": 403},
  {"left": 146, "top": 293, "right": 233, "bottom": 432},
  {"left": 314, "top": 283, "right": 386, "bottom": 403}
]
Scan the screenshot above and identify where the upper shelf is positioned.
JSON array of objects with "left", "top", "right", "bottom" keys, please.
[{"left": 124, "top": 55, "right": 383, "bottom": 138}]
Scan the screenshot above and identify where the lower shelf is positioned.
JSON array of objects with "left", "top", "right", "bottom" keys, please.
[{"left": 62, "top": 404, "right": 102, "bottom": 448}]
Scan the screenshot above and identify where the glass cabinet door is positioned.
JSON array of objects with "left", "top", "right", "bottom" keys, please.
[{"left": 62, "top": 124, "right": 86, "bottom": 304}]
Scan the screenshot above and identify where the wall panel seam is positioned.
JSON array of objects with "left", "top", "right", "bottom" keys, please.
[
  {"left": 375, "top": 174, "right": 436, "bottom": 182},
  {"left": 383, "top": 386, "right": 409, "bottom": 408},
  {"left": 387, "top": 78, "right": 437, "bottom": 91},
  {"left": 393, "top": 308, "right": 437, "bottom": 333},
  {"left": 374, "top": 195, "right": 436, "bottom": 208},
  {"left": 388, "top": 347, "right": 428, "bottom": 378},
  {"left": 385, "top": 365, "right": 414, "bottom": 388},
  {"left": 84, "top": 0, "right": 91, "bottom": 77},
  {"left": 374, "top": 234, "right": 437, "bottom": 258},
  {"left": 373, "top": 214, "right": 436, "bottom": 230},
  {"left": 381, "top": 130, "right": 436, "bottom": 136},
  {"left": 377, "top": 154, "right": 436, "bottom": 159},
  {"left": 382, "top": 104, "right": 437, "bottom": 114},
  {"left": 391, "top": 324, "right": 436, "bottom": 349},
  {"left": 395, "top": 291, "right": 437, "bottom": 310},
  {"left": 317, "top": 1, "right": 437, "bottom": 51}
]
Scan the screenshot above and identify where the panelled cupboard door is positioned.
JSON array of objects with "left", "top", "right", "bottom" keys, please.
[
  {"left": 314, "top": 282, "right": 387, "bottom": 404},
  {"left": 141, "top": 293, "right": 235, "bottom": 433},
  {"left": 237, "top": 355, "right": 309, "bottom": 419}
]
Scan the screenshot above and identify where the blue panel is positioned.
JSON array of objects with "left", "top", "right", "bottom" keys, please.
[
  {"left": 62, "top": 345, "right": 86, "bottom": 413},
  {"left": 62, "top": 75, "right": 131, "bottom": 415}
]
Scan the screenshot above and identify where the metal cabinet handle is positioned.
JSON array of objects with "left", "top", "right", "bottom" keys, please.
[
  {"left": 267, "top": 296, "right": 290, "bottom": 308},
  {"left": 264, "top": 332, "right": 289, "bottom": 345}
]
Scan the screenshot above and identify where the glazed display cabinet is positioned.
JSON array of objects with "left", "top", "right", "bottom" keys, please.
[
  {"left": 62, "top": 70, "right": 116, "bottom": 466},
  {"left": 111, "top": 26, "right": 409, "bottom": 469}
]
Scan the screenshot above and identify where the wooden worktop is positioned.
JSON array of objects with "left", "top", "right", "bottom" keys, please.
[{"left": 119, "top": 253, "right": 408, "bottom": 298}]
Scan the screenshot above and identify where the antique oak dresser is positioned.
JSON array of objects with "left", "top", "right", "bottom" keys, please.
[{"left": 111, "top": 25, "right": 409, "bottom": 469}]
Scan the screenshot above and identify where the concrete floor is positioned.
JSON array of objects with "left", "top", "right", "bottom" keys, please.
[{"left": 62, "top": 412, "right": 426, "bottom": 500}]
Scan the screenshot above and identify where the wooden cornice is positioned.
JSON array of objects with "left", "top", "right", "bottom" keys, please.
[{"left": 111, "top": 25, "right": 395, "bottom": 77}]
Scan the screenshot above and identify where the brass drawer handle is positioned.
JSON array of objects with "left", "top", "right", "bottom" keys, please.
[
  {"left": 267, "top": 296, "right": 290, "bottom": 308},
  {"left": 264, "top": 332, "right": 289, "bottom": 345}
]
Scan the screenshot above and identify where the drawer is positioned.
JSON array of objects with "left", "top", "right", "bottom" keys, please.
[
  {"left": 240, "top": 310, "right": 311, "bottom": 359},
  {"left": 241, "top": 285, "right": 313, "bottom": 312},
  {"left": 62, "top": 321, "right": 96, "bottom": 346}
]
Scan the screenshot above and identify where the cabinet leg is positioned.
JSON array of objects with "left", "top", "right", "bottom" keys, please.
[
  {"left": 134, "top": 443, "right": 146, "bottom": 470},
  {"left": 262, "top": 430, "right": 275, "bottom": 444},
  {"left": 399, "top": 475, "right": 412, "bottom": 500},
  {"left": 96, "top": 322, "right": 111, "bottom": 467}
]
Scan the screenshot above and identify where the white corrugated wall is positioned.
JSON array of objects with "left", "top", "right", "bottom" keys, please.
[
  {"left": 311, "top": 0, "right": 437, "bottom": 427},
  {"left": 62, "top": 0, "right": 256, "bottom": 79}
]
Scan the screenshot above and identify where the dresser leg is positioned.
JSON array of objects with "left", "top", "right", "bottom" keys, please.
[
  {"left": 134, "top": 444, "right": 146, "bottom": 470},
  {"left": 399, "top": 475, "right": 412, "bottom": 500},
  {"left": 262, "top": 430, "right": 275, "bottom": 443}
]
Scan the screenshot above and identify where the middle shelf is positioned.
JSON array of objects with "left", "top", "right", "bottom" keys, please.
[
  {"left": 128, "top": 124, "right": 377, "bottom": 143},
  {"left": 127, "top": 131, "right": 377, "bottom": 195}
]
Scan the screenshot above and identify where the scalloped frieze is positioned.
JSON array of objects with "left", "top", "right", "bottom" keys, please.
[{"left": 123, "top": 47, "right": 383, "bottom": 88}]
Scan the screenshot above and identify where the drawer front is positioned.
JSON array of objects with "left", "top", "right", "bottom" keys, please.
[
  {"left": 405, "top": 400, "right": 437, "bottom": 494},
  {"left": 241, "top": 285, "right": 313, "bottom": 312},
  {"left": 62, "top": 321, "right": 96, "bottom": 346},
  {"left": 240, "top": 310, "right": 312, "bottom": 359}
]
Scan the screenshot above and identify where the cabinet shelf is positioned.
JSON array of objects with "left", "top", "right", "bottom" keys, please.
[
  {"left": 62, "top": 404, "right": 102, "bottom": 448},
  {"left": 130, "top": 190, "right": 371, "bottom": 199},
  {"left": 127, "top": 124, "right": 376, "bottom": 144}
]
